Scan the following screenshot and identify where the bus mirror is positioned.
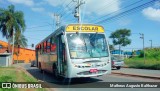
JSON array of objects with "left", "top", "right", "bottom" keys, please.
[{"left": 61, "top": 35, "right": 65, "bottom": 43}]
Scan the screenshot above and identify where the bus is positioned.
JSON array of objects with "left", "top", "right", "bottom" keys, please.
[{"left": 35, "top": 24, "right": 111, "bottom": 78}]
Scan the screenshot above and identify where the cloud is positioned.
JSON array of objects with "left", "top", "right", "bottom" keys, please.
[
  {"left": 35, "top": 1, "right": 47, "bottom": 6},
  {"left": 45, "top": 0, "right": 121, "bottom": 16},
  {"left": 48, "top": 12, "right": 55, "bottom": 19},
  {"left": 84, "top": 0, "right": 120, "bottom": 15},
  {"left": 117, "top": 18, "right": 131, "bottom": 26},
  {"left": 31, "top": 7, "right": 45, "bottom": 12},
  {"left": 154, "top": 1, "right": 160, "bottom": 8},
  {"left": 45, "top": 0, "right": 63, "bottom": 7},
  {"left": 142, "top": 7, "right": 160, "bottom": 22},
  {"left": 7, "top": 0, "right": 34, "bottom": 6}
]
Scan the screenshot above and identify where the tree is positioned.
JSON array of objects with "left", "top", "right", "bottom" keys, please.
[
  {"left": 0, "top": 5, "right": 26, "bottom": 52},
  {"left": 9, "top": 31, "right": 28, "bottom": 48},
  {"left": 14, "top": 31, "right": 27, "bottom": 48},
  {"left": 109, "top": 29, "right": 131, "bottom": 52},
  {"left": 11, "top": 31, "right": 27, "bottom": 63}
]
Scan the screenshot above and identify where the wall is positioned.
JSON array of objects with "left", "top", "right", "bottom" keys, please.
[
  {"left": 0, "top": 40, "right": 35, "bottom": 63},
  {"left": 13, "top": 48, "right": 35, "bottom": 63}
]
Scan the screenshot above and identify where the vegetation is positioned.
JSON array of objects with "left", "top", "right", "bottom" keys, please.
[
  {"left": 10, "top": 31, "right": 28, "bottom": 48},
  {"left": 0, "top": 5, "right": 27, "bottom": 52},
  {"left": 10, "top": 31, "right": 28, "bottom": 58},
  {"left": 0, "top": 67, "right": 46, "bottom": 91},
  {"left": 109, "top": 29, "right": 131, "bottom": 51},
  {"left": 0, "top": 5, "right": 25, "bottom": 38},
  {"left": 125, "top": 48, "right": 160, "bottom": 70}
]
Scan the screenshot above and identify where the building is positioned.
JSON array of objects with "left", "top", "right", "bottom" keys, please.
[
  {"left": 0, "top": 40, "right": 12, "bottom": 66},
  {"left": 0, "top": 40, "right": 35, "bottom": 63},
  {"left": 111, "top": 50, "right": 124, "bottom": 55},
  {"left": 13, "top": 47, "right": 35, "bottom": 63},
  {"left": 0, "top": 53, "right": 12, "bottom": 67},
  {"left": 110, "top": 49, "right": 141, "bottom": 59}
]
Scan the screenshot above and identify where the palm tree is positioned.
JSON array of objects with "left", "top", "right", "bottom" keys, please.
[
  {"left": 9, "top": 31, "right": 28, "bottom": 48},
  {"left": 9, "top": 31, "right": 28, "bottom": 63},
  {"left": 0, "top": 5, "right": 26, "bottom": 52}
]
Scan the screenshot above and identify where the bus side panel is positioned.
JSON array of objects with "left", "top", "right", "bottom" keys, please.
[{"left": 49, "top": 53, "right": 57, "bottom": 73}]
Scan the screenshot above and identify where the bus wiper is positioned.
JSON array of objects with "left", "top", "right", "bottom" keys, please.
[{"left": 90, "top": 32, "right": 98, "bottom": 40}]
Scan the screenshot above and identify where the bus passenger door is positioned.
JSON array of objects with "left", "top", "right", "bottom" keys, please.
[{"left": 57, "top": 35, "right": 66, "bottom": 76}]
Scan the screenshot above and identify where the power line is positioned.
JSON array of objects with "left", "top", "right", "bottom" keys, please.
[
  {"left": 26, "top": 24, "right": 52, "bottom": 29},
  {"left": 95, "top": 0, "right": 159, "bottom": 24},
  {"left": 61, "top": 9, "right": 74, "bottom": 20},
  {"left": 61, "top": 3, "right": 77, "bottom": 22},
  {"left": 56, "top": 0, "right": 70, "bottom": 14},
  {"left": 60, "top": 2, "right": 75, "bottom": 17},
  {"left": 91, "top": 0, "right": 143, "bottom": 23},
  {"left": 58, "top": 0, "right": 74, "bottom": 17},
  {"left": 25, "top": 36, "right": 42, "bottom": 41},
  {"left": 25, "top": 30, "right": 53, "bottom": 32}
]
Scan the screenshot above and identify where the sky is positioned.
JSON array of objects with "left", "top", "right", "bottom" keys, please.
[{"left": 0, "top": 0, "right": 160, "bottom": 51}]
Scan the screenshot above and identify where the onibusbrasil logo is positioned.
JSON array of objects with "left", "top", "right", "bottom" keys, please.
[{"left": 1, "top": 83, "right": 42, "bottom": 88}]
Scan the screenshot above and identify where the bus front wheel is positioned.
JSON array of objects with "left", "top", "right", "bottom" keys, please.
[{"left": 52, "top": 65, "right": 59, "bottom": 79}]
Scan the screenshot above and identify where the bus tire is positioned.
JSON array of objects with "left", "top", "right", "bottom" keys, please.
[
  {"left": 55, "top": 69, "right": 59, "bottom": 79},
  {"left": 52, "top": 64, "right": 59, "bottom": 79},
  {"left": 39, "top": 62, "right": 43, "bottom": 73}
]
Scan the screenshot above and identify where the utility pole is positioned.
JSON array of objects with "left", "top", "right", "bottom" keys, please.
[
  {"left": 73, "top": 0, "right": 85, "bottom": 23},
  {"left": 54, "top": 13, "right": 61, "bottom": 29},
  {"left": 149, "top": 40, "right": 152, "bottom": 48},
  {"left": 140, "top": 33, "right": 145, "bottom": 64}
]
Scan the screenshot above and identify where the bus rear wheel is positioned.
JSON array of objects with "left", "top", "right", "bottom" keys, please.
[{"left": 39, "top": 62, "right": 43, "bottom": 73}]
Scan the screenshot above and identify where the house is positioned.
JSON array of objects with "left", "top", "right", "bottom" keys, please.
[
  {"left": 0, "top": 40, "right": 12, "bottom": 66},
  {"left": 0, "top": 40, "right": 35, "bottom": 64}
]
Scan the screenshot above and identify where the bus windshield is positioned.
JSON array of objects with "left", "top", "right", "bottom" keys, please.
[{"left": 67, "top": 33, "right": 109, "bottom": 59}]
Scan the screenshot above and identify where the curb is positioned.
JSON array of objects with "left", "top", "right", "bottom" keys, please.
[
  {"left": 112, "top": 72, "right": 160, "bottom": 80},
  {"left": 15, "top": 65, "right": 55, "bottom": 91}
]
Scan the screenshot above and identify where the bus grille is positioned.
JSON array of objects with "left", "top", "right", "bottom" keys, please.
[{"left": 77, "top": 70, "right": 107, "bottom": 75}]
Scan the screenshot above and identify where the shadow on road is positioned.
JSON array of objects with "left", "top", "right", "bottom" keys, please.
[{"left": 26, "top": 67, "right": 103, "bottom": 86}]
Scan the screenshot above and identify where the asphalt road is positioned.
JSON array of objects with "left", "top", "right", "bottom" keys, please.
[
  {"left": 18, "top": 63, "right": 160, "bottom": 91},
  {"left": 112, "top": 68, "right": 160, "bottom": 77}
]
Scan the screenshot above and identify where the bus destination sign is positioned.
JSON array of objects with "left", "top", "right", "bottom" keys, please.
[{"left": 66, "top": 24, "right": 104, "bottom": 32}]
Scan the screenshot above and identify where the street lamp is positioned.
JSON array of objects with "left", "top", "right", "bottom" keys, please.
[
  {"left": 149, "top": 40, "right": 152, "bottom": 48},
  {"left": 140, "top": 33, "right": 145, "bottom": 64}
]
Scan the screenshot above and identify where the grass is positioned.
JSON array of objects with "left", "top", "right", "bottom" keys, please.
[
  {"left": 0, "top": 67, "right": 46, "bottom": 91},
  {"left": 125, "top": 57, "right": 160, "bottom": 70},
  {"left": 124, "top": 48, "right": 160, "bottom": 70}
]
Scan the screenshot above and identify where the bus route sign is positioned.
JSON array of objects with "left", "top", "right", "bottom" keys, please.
[{"left": 66, "top": 24, "right": 105, "bottom": 33}]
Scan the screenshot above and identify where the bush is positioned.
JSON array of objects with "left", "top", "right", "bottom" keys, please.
[
  {"left": 139, "top": 50, "right": 144, "bottom": 57},
  {"left": 124, "top": 48, "right": 160, "bottom": 70}
]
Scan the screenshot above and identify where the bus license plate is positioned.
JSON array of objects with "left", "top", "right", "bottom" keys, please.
[{"left": 90, "top": 69, "right": 98, "bottom": 73}]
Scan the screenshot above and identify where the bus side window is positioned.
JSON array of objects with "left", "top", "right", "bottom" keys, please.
[
  {"left": 39, "top": 45, "right": 41, "bottom": 54},
  {"left": 44, "top": 41, "right": 47, "bottom": 53},
  {"left": 51, "top": 37, "right": 56, "bottom": 54},
  {"left": 47, "top": 39, "right": 51, "bottom": 53},
  {"left": 41, "top": 43, "right": 44, "bottom": 54}
]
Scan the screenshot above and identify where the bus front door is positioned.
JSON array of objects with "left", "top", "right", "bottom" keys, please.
[{"left": 57, "top": 35, "right": 66, "bottom": 76}]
